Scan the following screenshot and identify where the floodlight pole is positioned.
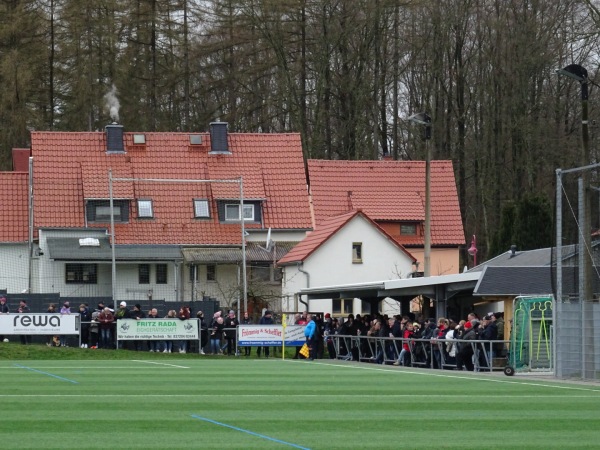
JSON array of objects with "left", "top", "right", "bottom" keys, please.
[
  {"left": 240, "top": 176, "right": 247, "bottom": 316},
  {"left": 557, "top": 64, "right": 592, "bottom": 304},
  {"left": 408, "top": 112, "right": 432, "bottom": 277},
  {"left": 557, "top": 63, "right": 593, "bottom": 378}
]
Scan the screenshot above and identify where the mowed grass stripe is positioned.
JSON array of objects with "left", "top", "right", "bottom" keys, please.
[{"left": 1, "top": 359, "right": 600, "bottom": 449}]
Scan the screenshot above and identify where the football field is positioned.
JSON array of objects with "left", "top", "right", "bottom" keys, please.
[{"left": 0, "top": 357, "right": 599, "bottom": 449}]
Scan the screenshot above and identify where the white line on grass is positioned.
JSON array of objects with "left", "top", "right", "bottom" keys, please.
[
  {"left": 190, "top": 414, "right": 311, "bottom": 450},
  {"left": 0, "top": 366, "right": 185, "bottom": 370},
  {"left": 131, "top": 360, "right": 189, "bottom": 369},
  {"left": 13, "top": 363, "right": 79, "bottom": 384},
  {"left": 0, "top": 394, "right": 597, "bottom": 398},
  {"left": 291, "top": 360, "right": 600, "bottom": 393}
]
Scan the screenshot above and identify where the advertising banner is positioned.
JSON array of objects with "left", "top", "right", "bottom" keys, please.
[
  {"left": 237, "top": 325, "right": 305, "bottom": 346},
  {"left": 116, "top": 318, "right": 199, "bottom": 340},
  {"left": 0, "top": 314, "right": 80, "bottom": 335}
]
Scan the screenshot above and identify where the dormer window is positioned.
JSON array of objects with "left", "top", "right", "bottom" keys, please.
[
  {"left": 225, "top": 203, "right": 254, "bottom": 221},
  {"left": 137, "top": 199, "right": 154, "bottom": 218},
  {"left": 194, "top": 199, "right": 210, "bottom": 218},
  {"left": 86, "top": 200, "right": 129, "bottom": 223},
  {"left": 217, "top": 200, "right": 261, "bottom": 223},
  {"left": 400, "top": 223, "right": 417, "bottom": 235}
]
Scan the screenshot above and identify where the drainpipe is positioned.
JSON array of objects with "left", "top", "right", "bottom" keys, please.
[{"left": 297, "top": 262, "right": 310, "bottom": 310}]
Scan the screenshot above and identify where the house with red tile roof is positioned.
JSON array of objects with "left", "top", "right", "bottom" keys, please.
[
  {"left": 16, "top": 123, "right": 312, "bottom": 312},
  {"left": 307, "top": 159, "right": 465, "bottom": 274},
  {"left": 277, "top": 210, "right": 417, "bottom": 314},
  {"left": 276, "top": 159, "right": 465, "bottom": 316}
]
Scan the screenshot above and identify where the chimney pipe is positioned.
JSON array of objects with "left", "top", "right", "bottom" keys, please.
[{"left": 510, "top": 245, "right": 517, "bottom": 258}]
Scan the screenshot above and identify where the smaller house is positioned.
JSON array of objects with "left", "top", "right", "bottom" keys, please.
[
  {"left": 278, "top": 210, "right": 416, "bottom": 315},
  {"left": 307, "top": 159, "right": 465, "bottom": 276}
]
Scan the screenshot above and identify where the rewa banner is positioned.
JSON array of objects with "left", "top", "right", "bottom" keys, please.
[
  {"left": 237, "top": 325, "right": 305, "bottom": 346},
  {"left": 0, "top": 314, "right": 80, "bottom": 335},
  {"left": 116, "top": 318, "right": 199, "bottom": 340}
]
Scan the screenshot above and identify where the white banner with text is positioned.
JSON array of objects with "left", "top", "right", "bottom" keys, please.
[
  {"left": 0, "top": 314, "right": 80, "bottom": 335},
  {"left": 237, "top": 324, "right": 305, "bottom": 346},
  {"left": 116, "top": 318, "right": 199, "bottom": 340}
]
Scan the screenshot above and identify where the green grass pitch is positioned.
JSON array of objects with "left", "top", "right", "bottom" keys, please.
[{"left": 0, "top": 353, "right": 599, "bottom": 449}]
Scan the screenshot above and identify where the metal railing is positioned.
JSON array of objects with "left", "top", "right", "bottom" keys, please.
[{"left": 329, "top": 334, "right": 511, "bottom": 372}]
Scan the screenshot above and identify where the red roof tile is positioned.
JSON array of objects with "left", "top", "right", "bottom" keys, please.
[
  {"left": 307, "top": 160, "right": 465, "bottom": 245},
  {"left": 30, "top": 131, "right": 312, "bottom": 245},
  {"left": 278, "top": 210, "right": 416, "bottom": 265},
  {"left": 0, "top": 173, "right": 29, "bottom": 242}
]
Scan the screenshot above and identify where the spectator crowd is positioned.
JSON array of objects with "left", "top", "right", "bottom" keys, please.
[{"left": 0, "top": 296, "right": 507, "bottom": 372}]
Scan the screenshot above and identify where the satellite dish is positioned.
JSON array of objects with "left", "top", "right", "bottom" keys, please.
[{"left": 258, "top": 227, "right": 273, "bottom": 252}]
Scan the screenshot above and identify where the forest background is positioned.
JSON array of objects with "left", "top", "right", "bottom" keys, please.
[{"left": 0, "top": 0, "right": 599, "bottom": 264}]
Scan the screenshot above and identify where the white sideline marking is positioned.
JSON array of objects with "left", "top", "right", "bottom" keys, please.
[
  {"left": 290, "top": 360, "right": 600, "bottom": 393},
  {"left": 0, "top": 394, "right": 597, "bottom": 398},
  {"left": 132, "top": 360, "right": 189, "bottom": 369}
]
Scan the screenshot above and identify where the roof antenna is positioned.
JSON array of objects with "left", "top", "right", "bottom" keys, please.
[{"left": 258, "top": 227, "right": 273, "bottom": 252}]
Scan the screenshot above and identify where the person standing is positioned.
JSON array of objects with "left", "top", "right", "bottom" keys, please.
[
  {"left": 223, "top": 310, "right": 239, "bottom": 356},
  {"left": 130, "top": 304, "right": 146, "bottom": 351},
  {"left": 17, "top": 300, "right": 32, "bottom": 345},
  {"left": 58, "top": 302, "right": 71, "bottom": 347},
  {"left": 163, "top": 310, "right": 177, "bottom": 353},
  {"left": 197, "top": 311, "right": 208, "bottom": 355},
  {"left": 45, "top": 303, "right": 57, "bottom": 346},
  {"left": 293, "top": 313, "right": 308, "bottom": 359},
  {"left": 240, "top": 311, "right": 252, "bottom": 356},
  {"left": 304, "top": 313, "right": 317, "bottom": 360},
  {"left": 79, "top": 304, "right": 92, "bottom": 348},
  {"left": 89, "top": 304, "right": 102, "bottom": 349},
  {"left": 98, "top": 307, "right": 115, "bottom": 349},
  {"left": 147, "top": 308, "right": 160, "bottom": 352},
  {"left": 210, "top": 311, "right": 224, "bottom": 355},
  {"left": 256, "top": 310, "right": 274, "bottom": 358},
  {"left": 115, "top": 301, "right": 131, "bottom": 349},
  {"left": 178, "top": 305, "right": 191, "bottom": 353}
]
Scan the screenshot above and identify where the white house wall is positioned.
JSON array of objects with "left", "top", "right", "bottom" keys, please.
[
  {"left": 182, "top": 263, "right": 240, "bottom": 308},
  {"left": 282, "top": 215, "right": 414, "bottom": 313},
  {"left": 0, "top": 243, "right": 30, "bottom": 293},
  {"left": 37, "top": 229, "right": 182, "bottom": 302}
]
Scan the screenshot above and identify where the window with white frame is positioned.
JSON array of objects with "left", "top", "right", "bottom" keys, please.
[
  {"left": 225, "top": 203, "right": 254, "bottom": 221},
  {"left": 137, "top": 199, "right": 153, "bottom": 218},
  {"left": 332, "top": 299, "right": 353, "bottom": 315},
  {"left": 87, "top": 200, "right": 129, "bottom": 223},
  {"left": 194, "top": 199, "right": 210, "bottom": 218}
]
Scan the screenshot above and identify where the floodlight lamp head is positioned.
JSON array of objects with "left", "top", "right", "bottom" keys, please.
[
  {"left": 407, "top": 112, "right": 431, "bottom": 126},
  {"left": 556, "top": 64, "right": 588, "bottom": 82}
]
